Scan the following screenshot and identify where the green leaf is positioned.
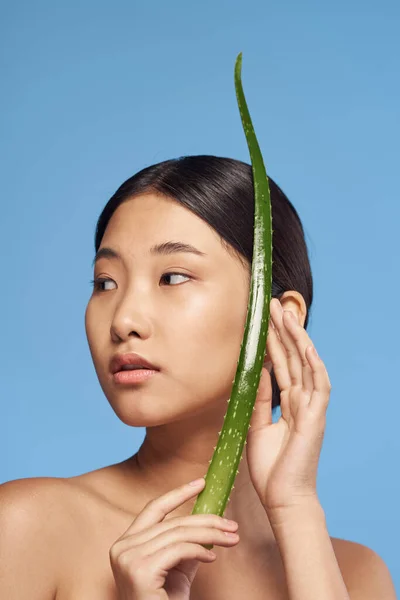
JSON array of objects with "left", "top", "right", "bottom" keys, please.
[{"left": 191, "top": 52, "right": 273, "bottom": 550}]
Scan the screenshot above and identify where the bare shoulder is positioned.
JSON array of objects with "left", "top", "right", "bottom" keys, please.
[
  {"left": 0, "top": 472, "right": 134, "bottom": 600},
  {"left": 0, "top": 476, "right": 71, "bottom": 529},
  {"left": 331, "top": 537, "right": 397, "bottom": 599},
  {"left": 0, "top": 477, "right": 78, "bottom": 599},
  {"left": 0, "top": 476, "right": 91, "bottom": 549},
  {"left": 1, "top": 475, "right": 70, "bottom": 500},
  {"left": 0, "top": 476, "right": 85, "bottom": 526},
  {"left": 0, "top": 474, "right": 114, "bottom": 535}
]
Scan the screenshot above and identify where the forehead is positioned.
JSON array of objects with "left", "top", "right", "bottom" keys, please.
[{"left": 101, "top": 193, "right": 223, "bottom": 252}]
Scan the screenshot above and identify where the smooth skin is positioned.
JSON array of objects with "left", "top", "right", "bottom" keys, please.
[
  {"left": 109, "top": 294, "right": 331, "bottom": 600},
  {"left": 109, "top": 478, "right": 239, "bottom": 600},
  {"left": 0, "top": 191, "right": 395, "bottom": 599}
]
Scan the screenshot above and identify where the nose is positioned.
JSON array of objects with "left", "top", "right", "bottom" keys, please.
[{"left": 110, "top": 286, "right": 153, "bottom": 342}]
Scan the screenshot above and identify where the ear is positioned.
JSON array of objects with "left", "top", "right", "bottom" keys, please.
[{"left": 279, "top": 291, "right": 307, "bottom": 328}]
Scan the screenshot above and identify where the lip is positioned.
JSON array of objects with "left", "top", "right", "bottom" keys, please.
[
  {"left": 113, "top": 369, "right": 158, "bottom": 385},
  {"left": 110, "top": 352, "right": 160, "bottom": 375}
]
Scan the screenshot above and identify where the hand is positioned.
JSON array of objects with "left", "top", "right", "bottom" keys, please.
[
  {"left": 246, "top": 297, "right": 332, "bottom": 514},
  {"left": 109, "top": 478, "right": 240, "bottom": 600}
]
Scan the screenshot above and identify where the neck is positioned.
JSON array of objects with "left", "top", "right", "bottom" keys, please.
[{"left": 123, "top": 403, "right": 276, "bottom": 546}]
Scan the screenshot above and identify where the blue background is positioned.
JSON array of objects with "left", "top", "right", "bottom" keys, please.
[{"left": 1, "top": 0, "right": 399, "bottom": 592}]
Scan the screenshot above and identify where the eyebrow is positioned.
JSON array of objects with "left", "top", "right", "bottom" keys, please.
[{"left": 92, "top": 241, "right": 207, "bottom": 267}]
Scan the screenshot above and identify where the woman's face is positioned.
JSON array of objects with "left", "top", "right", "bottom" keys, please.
[{"left": 85, "top": 192, "right": 252, "bottom": 427}]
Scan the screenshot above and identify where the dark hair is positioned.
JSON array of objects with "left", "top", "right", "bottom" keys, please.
[{"left": 94, "top": 155, "right": 313, "bottom": 410}]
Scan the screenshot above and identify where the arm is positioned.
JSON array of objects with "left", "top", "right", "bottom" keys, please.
[
  {"left": 267, "top": 499, "right": 397, "bottom": 600},
  {"left": 0, "top": 478, "right": 60, "bottom": 600}
]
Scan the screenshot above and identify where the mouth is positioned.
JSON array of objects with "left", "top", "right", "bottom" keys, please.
[
  {"left": 112, "top": 368, "right": 159, "bottom": 385},
  {"left": 110, "top": 352, "right": 160, "bottom": 375}
]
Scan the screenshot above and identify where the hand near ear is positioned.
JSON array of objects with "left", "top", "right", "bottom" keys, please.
[{"left": 246, "top": 298, "right": 332, "bottom": 514}]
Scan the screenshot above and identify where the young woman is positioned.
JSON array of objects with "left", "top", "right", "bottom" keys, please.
[{"left": 1, "top": 156, "right": 396, "bottom": 599}]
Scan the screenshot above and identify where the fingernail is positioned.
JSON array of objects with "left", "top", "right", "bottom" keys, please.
[{"left": 189, "top": 478, "right": 205, "bottom": 487}]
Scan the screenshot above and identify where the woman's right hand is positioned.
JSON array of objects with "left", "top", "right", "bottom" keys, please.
[{"left": 109, "top": 477, "right": 240, "bottom": 600}]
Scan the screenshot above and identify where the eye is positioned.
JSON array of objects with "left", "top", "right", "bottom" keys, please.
[
  {"left": 90, "top": 278, "right": 116, "bottom": 292},
  {"left": 90, "top": 272, "right": 191, "bottom": 292},
  {"left": 160, "top": 272, "right": 191, "bottom": 286}
]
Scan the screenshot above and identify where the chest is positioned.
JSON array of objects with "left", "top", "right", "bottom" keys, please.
[
  {"left": 190, "top": 548, "right": 290, "bottom": 600},
  {"left": 55, "top": 533, "right": 289, "bottom": 600}
]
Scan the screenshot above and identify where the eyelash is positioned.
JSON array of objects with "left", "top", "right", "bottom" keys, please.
[{"left": 90, "top": 272, "right": 191, "bottom": 292}]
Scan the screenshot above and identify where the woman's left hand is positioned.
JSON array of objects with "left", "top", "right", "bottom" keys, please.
[{"left": 246, "top": 298, "right": 332, "bottom": 514}]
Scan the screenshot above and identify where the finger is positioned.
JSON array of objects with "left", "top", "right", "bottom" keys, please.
[
  {"left": 279, "top": 309, "right": 304, "bottom": 387},
  {"left": 267, "top": 309, "right": 291, "bottom": 388},
  {"left": 266, "top": 319, "right": 292, "bottom": 423},
  {"left": 134, "top": 524, "right": 240, "bottom": 558},
  {"left": 116, "top": 513, "right": 239, "bottom": 549},
  {"left": 281, "top": 310, "right": 314, "bottom": 396},
  {"left": 120, "top": 479, "right": 206, "bottom": 538},
  {"left": 306, "top": 345, "right": 332, "bottom": 414},
  {"left": 268, "top": 299, "right": 287, "bottom": 353},
  {"left": 148, "top": 541, "right": 217, "bottom": 573},
  {"left": 128, "top": 543, "right": 216, "bottom": 593},
  {"left": 250, "top": 366, "right": 273, "bottom": 429},
  {"left": 270, "top": 299, "right": 303, "bottom": 388}
]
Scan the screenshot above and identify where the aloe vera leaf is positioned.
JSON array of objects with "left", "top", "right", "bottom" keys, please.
[{"left": 191, "top": 52, "right": 273, "bottom": 549}]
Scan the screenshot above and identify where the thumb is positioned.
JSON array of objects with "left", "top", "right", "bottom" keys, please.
[
  {"left": 249, "top": 365, "right": 273, "bottom": 431},
  {"left": 164, "top": 558, "right": 201, "bottom": 596}
]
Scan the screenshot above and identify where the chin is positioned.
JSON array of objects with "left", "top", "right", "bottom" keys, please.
[
  {"left": 106, "top": 394, "right": 191, "bottom": 428},
  {"left": 107, "top": 390, "right": 225, "bottom": 429}
]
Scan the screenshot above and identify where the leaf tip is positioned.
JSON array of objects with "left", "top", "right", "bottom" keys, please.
[{"left": 235, "top": 52, "right": 243, "bottom": 73}]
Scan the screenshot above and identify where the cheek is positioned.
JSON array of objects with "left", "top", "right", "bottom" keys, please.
[
  {"left": 85, "top": 304, "right": 100, "bottom": 359},
  {"left": 218, "top": 309, "right": 248, "bottom": 384},
  {"left": 208, "top": 285, "right": 250, "bottom": 390},
  {"left": 85, "top": 303, "right": 108, "bottom": 381},
  {"left": 172, "top": 288, "right": 247, "bottom": 393},
  {"left": 84, "top": 304, "right": 95, "bottom": 354}
]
